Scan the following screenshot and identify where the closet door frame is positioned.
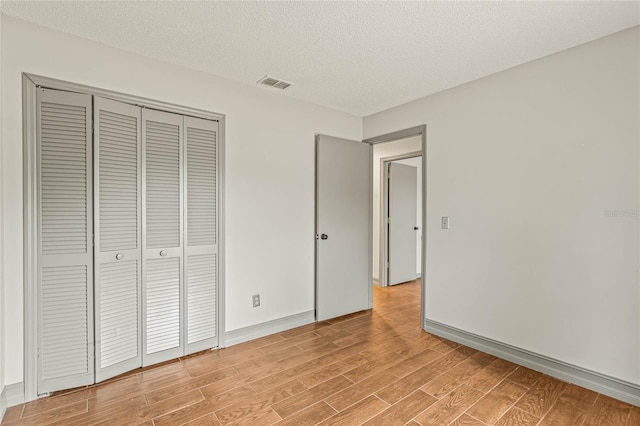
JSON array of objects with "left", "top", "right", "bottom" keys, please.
[{"left": 23, "top": 74, "right": 226, "bottom": 402}]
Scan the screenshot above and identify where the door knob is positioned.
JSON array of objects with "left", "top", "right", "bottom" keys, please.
[
  {"left": 320, "top": 234, "right": 328, "bottom": 240},
  {"left": 159, "top": 250, "right": 167, "bottom": 257},
  {"left": 115, "top": 253, "right": 123, "bottom": 260},
  {"left": 414, "top": 226, "right": 419, "bottom": 230}
]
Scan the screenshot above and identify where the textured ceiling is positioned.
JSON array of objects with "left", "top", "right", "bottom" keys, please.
[{"left": 2, "top": 1, "right": 639, "bottom": 116}]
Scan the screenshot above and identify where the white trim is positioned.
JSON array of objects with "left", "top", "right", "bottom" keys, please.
[
  {"left": 224, "top": 311, "right": 315, "bottom": 347},
  {"left": 24, "top": 74, "right": 219, "bottom": 121},
  {"left": 4, "top": 382, "right": 25, "bottom": 408},
  {"left": 23, "top": 75, "right": 38, "bottom": 402},
  {"left": 0, "top": 385, "right": 6, "bottom": 421},
  {"left": 217, "top": 117, "right": 226, "bottom": 348},
  {"left": 0, "top": 384, "right": 26, "bottom": 423},
  {"left": 367, "top": 144, "right": 373, "bottom": 310},
  {"left": 424, "top": 319, "right": 640, "bottom": 408}
]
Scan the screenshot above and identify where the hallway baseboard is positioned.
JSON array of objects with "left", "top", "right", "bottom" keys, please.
[{"left": 424, "top": 318, "right": 640, "bottom": 408}]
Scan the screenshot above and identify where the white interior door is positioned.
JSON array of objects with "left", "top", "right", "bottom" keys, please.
[
  {"left": 142, "top": 108, "right": 184, "bottom": 366},
  {"left": 316, "top": 135, "right": 371, "bottom": 321},
  {"left": 36, "top": 88, "right": 94, "bottom": 393},
  {"left": 388, "top": 162, "right": 418, "bottom": 285},
  {"left": 94, "top": 97, "right": 143, "bottom": 381}
]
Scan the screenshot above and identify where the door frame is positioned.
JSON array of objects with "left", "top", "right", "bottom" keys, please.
[
  {"left": 22, "top": 73, "right": 226, "bottom": 401},
  {"left": 363, "top": 125, "right": 427, "bottom": 329},
  {"left": 380, "top": 151, "right": 422, "bottom": 288}
]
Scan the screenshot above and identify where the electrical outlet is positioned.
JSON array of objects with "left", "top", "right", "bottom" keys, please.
[
  {"left": 252, "top": 294, "right": 260, "bottom": 307},
  {"left": 441, "top": 217, "right": 450, "bottom": 229}
]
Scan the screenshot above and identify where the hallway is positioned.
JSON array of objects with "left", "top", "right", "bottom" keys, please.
[{"left": 2, "top": 280, "right": 637, "bottom": 425}]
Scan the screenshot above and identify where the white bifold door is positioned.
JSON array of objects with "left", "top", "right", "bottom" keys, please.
[
  {"left": 36, "top": 89, "right": 219, "bottom": 393},
  {"left": 141, "top": 110, "right": 220, "bottom": 365},
  {"left": 36, "top": 89, "right": 95, "bottom": 393},
  {"left": 184, "top": 117, "right": 219, "bottom": 354},
  {"left": 142, "top": 109, "right": 184, "bottom": 365},
  {"left": 94, "top": 97, "right": 143, "bottom": 381}
]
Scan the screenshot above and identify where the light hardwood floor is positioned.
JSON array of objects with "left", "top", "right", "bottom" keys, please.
[{"left": 2, "top": 280, "right": 638, "bottom": 425}]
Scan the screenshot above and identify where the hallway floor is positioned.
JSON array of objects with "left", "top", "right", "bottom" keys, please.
[{"left": 2, "top": 280, "right": 638, "bottom": 425}]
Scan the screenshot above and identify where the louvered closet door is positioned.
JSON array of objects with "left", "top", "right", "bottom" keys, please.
[
  {"left": 184, "top": 117, "right": 219, "bottom": 353},
  {"left": 142, "top": 109, "right": 184, "bottom": 366},
  {"left": 94, "top": 97, "right": 142, "bottom": 381},
  {"left": 36, "top": 88, "right": 94, "bottom": 393}
]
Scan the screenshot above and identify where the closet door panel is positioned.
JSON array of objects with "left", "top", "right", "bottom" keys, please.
[
  {"left": 37, "top": 88, "right": 94, "bottom": 393},
  {"left": 184, "top": 117, "right": 219, "bottom": 353},
  {"left": 97, "top": 261, "right": 139, "bottom": 370},
  {"left": 142, "top": 109, "right": 184, "bottom": 365},
  {"left": 145, "top": 119, "right": 181, "bottom": 249},
  {"left": 186, "top": 124, "right": 217, "bottom": 246},
  {"left": 186, "top": 252, "right": 217, "bottom": 347},
  {"left": 40, "top": 264, "right": 90, "bottom": 386},
  {"left": 94, "top": 97, "right": 142, "bottom": 382},
  {"left": 146, "top": 257, "right": 181, "bottom": 354}
]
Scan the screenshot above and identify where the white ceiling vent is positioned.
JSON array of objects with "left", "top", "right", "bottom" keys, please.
[{"left": 257, "top": 75, "right": 292, "bottom": 90}]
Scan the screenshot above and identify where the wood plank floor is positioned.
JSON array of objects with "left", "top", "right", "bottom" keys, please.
[{"left": 3, "top": 280, "right": 638, "bottom": 425}]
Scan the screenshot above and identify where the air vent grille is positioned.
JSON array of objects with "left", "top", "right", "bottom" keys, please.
[{"left": 257, "top": 75, "right": 292, "bottom": 90}]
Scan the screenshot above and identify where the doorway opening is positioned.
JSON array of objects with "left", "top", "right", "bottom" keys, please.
[
  {"left": 364, "top": 125, "right": 426, "bottom": 328},
  {"left": 315, "top": 126, "right": 426, "bottom": 328}
]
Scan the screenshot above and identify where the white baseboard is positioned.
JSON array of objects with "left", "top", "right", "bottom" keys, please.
[
  {"left": 424, "top": 319, "right": 640, "bottom": 407},
  {"left": 1, "top": 381, "right": 25, "bottom": 421},
  {"left": 0, "top": 385, "right": 6, "bottom": 422},
  {"left": 372, "top": 278, "right": 380, "bottom": 286},
  {"left": 5, "top": 382, "right": 25, "bottom": 408},
  {"left": 224, "top": 310, "right": 315, "bottom": 347}
]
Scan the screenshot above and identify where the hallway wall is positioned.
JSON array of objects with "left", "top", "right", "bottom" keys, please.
[{"left": 364, "top": 26, "right": 640, "bottom": 385}]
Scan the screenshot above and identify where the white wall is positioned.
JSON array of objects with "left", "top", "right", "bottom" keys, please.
[
  {"left": 0, "top": 16, "right": 361, "bottom": 386},
  {"left": 394, "top": 157, "right": 422, "bottom": 275},
  {"left": 364, "top": 26, "right": 640, "bottom": 385},
  {"left": 372, "top": 137, "right": 422, "bottom": 281}
]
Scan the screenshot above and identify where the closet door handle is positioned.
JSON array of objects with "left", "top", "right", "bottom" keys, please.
[
  {"left": 115, "top": 253, "right": 124, "bottom": 260},
  {"left": 159, "top": 250, "right": 167, "bottom": 257}
]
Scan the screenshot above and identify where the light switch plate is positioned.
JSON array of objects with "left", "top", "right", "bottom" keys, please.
[{"left": 441, "top": 217, "right": 450, "bottom": 229}]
